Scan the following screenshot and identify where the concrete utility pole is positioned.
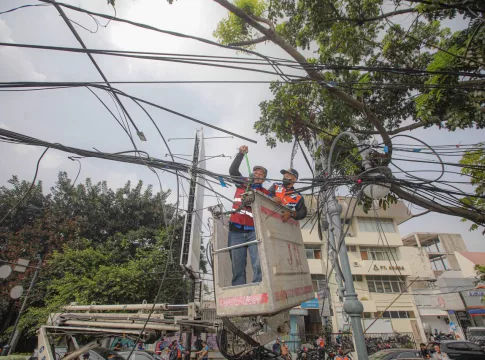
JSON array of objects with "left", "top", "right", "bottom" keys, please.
[
  {"left": 321, "top": 132, "right": 374, "bottom": 360},
  {"left": 2, "top": 255, "right": 42, "bottom": 355}
]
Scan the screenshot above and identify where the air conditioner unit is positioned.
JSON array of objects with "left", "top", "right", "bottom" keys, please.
[{"left": 353, "top": 262, "right": 361, "bottom": 267}]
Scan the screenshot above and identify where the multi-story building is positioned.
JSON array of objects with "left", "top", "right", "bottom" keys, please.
[
  {"left": 402, "top": 233, "right": 485, "bottom": 337},
  {"left": 402, "top": 233, "right": 468, "bottom": 277},
  {"left": 299, "top": 196, "right": 427, "bottom": 344}
]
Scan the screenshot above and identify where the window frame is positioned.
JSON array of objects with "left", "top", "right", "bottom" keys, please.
[
  {"left": 357, "top": 217, "right": 396, "bottom": 233},
  {"left": 305, "top": 246, "right": 321, "bottom": 260},
  {"left": 367, "top": 275, "right": 405, "bottom": 293}
]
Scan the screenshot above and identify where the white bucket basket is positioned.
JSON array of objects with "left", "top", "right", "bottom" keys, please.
[{"left": 212, "top": 191, "right": 313, "bottom": 317}]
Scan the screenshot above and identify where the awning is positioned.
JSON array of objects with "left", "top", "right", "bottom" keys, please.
[
  {"left": 418, "top": 308, "right": 448, "bottom": 316},
  {"left": 468, "top": 308, "right": 485, "bottom": 316}
]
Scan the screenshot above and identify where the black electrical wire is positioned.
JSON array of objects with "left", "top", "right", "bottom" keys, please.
[
  {"left": 0, "top": 147, "right": 49, "bottom": 226},
  {"left": 0, "top": 3, "right": 50, "bottom": 15}
]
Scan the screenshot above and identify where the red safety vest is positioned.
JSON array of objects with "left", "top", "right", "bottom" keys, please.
[
  {"left": 230, "top": 185, "right": 268, "bottom": 227},
  {"left": 273, "top": 184, "right": 302, "bottom": 210}
]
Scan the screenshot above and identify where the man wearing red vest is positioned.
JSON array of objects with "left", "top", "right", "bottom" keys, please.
[
  {"left": 228, "top": 145, "right": 269, "bottom": 286},
  {"left": 269, "top": 168, "right": 307, "bottom": 222}
]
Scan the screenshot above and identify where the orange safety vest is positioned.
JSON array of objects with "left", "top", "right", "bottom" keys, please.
[
  {"left": 335, "top": 356, "right": 349, "bottom": 360},
  {"left": 230, "top": 185, "right": 269, "bottom": 228},
  {"left": 273, "top": 184, "right": 302, "bottom": 211},
  {"left": 318, "top": 338, "right": 325, "bottom": 348}
]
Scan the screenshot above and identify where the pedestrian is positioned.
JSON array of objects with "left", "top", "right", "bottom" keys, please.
[
  {"left": 316, "top": 336, "right": 325, "bottom": 360},
  {"left": 195, "top": 341, "right": 209, "bottom": 360},
  {"left": 268, "top": 168, "right": 307, "bottom": 222},
  {"left": 431, "top": 344, "right": 450, "bottom": 359},
  {"left": 228, "top": 144, "right": 269, "bottom": 285},
  {"left": 280, "top": 340, "right": 290, "bottom": 360},
  {"left": 272, "top": 339, "right": 281, "bottom": 355},
  {"left": 333, "top": 348, "right": 351, "bottom": 360},
  {"left": 419, "top": 343, "right": 430, "bottom": 358}
]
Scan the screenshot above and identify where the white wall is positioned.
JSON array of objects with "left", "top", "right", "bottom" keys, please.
[
  {"left": 454, "top": 252, "right": 478, "bottom": 278},
  {"left": 421, "top": 316, "right": 449, "bottom": 335}
]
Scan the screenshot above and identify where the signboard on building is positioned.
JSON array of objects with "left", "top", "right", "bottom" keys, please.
[
  {"left": 437, "top": 293, "right": 466, "bottom": 311},
  {"left": 301, "top": 298, "right": 319, "bottom": 309}
]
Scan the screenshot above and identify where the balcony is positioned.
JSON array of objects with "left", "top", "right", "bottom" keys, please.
[
  {"left": 307, "top": 259, "right": 324, "bottom": 274},
  {"left": 350, "top": 260, "right": 412, "bottom": 276}
]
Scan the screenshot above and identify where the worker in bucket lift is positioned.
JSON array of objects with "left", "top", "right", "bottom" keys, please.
[
  {"left": 228, "top": 145, "right": 269, "bottom": 286},
  {"left": 269, "top": 168, "right": 307, "bottom": 222}
]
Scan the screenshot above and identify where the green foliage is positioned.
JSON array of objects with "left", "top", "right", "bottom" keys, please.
[
  {"left": 213, "top": 0, "right": 267, "bottom": 48},
  {"left": 211, "top": 0, "right": 485, "bottom": 169},
  {"left": 459, "top": 144, "right": 485, "bottom": 232},
  {"left": 0, "top": 172, "right": 193, "bottom": 344}
]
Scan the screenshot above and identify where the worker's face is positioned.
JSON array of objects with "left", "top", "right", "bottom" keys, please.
[
  {"left": 253, "top": 169, "right": 266, "bottom": 184},
  {"left": 283, "top": 172, "right": 297, "bottom": 187},
  {"left": 434, "top": 345, "right": 440, "bottom": 353}
]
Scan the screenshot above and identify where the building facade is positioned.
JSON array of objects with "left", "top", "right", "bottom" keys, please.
[
  {"left": 299, "top": 196, "right": 426, "bottom": 344},
  {"left": 402, "top": 233, "right": 485, "bottom": 337}
]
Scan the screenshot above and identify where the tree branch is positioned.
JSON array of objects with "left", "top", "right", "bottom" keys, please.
[
  {"left": 320, "top": 8, "right": 420, "bottom": 24},
  {"left": 351, "top": 120, "right": 429, "bottom": 136},
  {"left": 251, "top": 14, "right": 274, "bottom": 30},
  {"left": 391, "top": 184, "right": 485, "bottom": 224},
  {"left": 212, "top": 0, "right": 393, "bottom": 160},
  {"left": 228, "top": 36, "right": 267, "bottom": 47}
]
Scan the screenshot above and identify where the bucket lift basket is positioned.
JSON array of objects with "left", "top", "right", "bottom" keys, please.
[{"left": 211, "top": 191, "right": 313, "bottom": 318}]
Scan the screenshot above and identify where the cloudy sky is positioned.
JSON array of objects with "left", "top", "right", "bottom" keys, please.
[{"left": 0, "top": 0, "right": 484, "bottom": 252}]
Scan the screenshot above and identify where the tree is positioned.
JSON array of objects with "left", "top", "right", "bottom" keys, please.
[
  {"left": 0, "top": 172, "right": 189, "bottom": 349},
  {"left": 460, "top": 144, "right": 485, "bottom": 232},
  {"left": 208, "top": 0, "right": 485, "bottom": 227}
]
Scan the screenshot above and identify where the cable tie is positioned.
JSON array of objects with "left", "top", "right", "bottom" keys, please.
[
  {"left": 383, "top": 145, "right": 389, "bottom": 153},
  {"left": 357, "top": 179, "right": 362, "bottom": 184},
  {"left": 412, "top": 148, "right": 421, "bottom": 152},
  {"left": 218, "top": 176, "right": 227, "bottom": 188}
]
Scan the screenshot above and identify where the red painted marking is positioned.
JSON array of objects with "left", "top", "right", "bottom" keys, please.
[
  {"left": 218, "top": 293, "right": 269, "bottom": 307},
  {"left": 274, "top": 285, "right": 314, "bottom": 301},
  {"left": 293, "top": 244, "right": 301, "bottom": 266},
  {"left": 260, "top": 206, "right": 299, "bottom": 226},
  {"left": 287, "top": 244, "right": 293, "bottom": 265}
]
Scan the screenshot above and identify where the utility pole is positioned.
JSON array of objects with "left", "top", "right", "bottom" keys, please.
[
  {"left": 2, "top": 254, "right": 42, "bottom": 355},
  {"left": 320, "top": 132, "right": 375, "bottom": 360}
]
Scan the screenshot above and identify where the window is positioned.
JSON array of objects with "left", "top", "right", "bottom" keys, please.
[
  {"left": 466, "top": 343, "right": 483, "bottom": 351},
  {"left": 424, "top": 238, "right": 444, "bottom": 253},
  {"left": 305, "top": 246, "right": 321, "bottom": 259},
  {"left": 311, "top": 274, "right": 326, "bottom": 291},
  {"left": 352, "top": 275, "right": 363, "bottom": 282},
  {"left": 360, "top": 247, "right": 399, "bottom": 261},
  {"left": 362, "top": 312, "right": 374, "bottom": 319},
  {"left": 358, "top": 217, "right": 396, "bottom": 233},
  {"left": 367, "top": 276, "right": 405, "bottom": 293},
  {"left": 348, "top": 246, "right": 357, "bottom": 252},
  {"left": 397, "top": 352, "right": 420, "bottom": 359},
  {"left": 431, "top": 257, "right": 449, "bottom": 271},
  {"left": 447, "top": 343, "right": 468, "bottom": 351},
  {"left": 379, "top": 311, "right": 414, "bottom": 319}
]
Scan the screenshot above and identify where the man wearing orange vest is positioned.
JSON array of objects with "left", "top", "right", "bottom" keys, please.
[
  {"left": 269, "top": 168, "right": 307, "bottom": 222},
  {"left": 333, "top": 347, "right": 351, "bottom": 360},
  {"left": 316, "top": 336, "right": 326, "bottom": 360},
  {"left": 228, "top": 145, "right": 269, "bottom": 286}
]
